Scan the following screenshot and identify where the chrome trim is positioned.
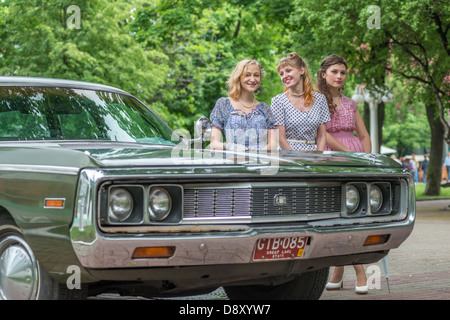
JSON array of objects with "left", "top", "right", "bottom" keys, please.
[
  {"left": 71, "top": 218, "right": 415, "bottom": 269},
  {"left": 0, "top": 76, "right": 129, "bottom": 95},
  {"left": 0, "top": 164, "right": 79, "bottom": 175}
]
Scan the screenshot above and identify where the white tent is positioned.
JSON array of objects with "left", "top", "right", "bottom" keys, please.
[{"left": 380, "top": 146, "right": 397, "bottom": 154}]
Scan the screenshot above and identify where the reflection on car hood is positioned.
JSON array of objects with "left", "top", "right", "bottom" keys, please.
[{"left": 0, "top": 142, "right": 403, "bottom": 173}]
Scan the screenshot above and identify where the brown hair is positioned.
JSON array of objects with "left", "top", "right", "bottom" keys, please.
[
  {"left": 226, "top": 59, "right": 263, "bottom": 100},
  {"left": 277, "top": 52, "right": 315, "bottom": 106},
  {"left": 317, "top": 54, "right": 348, "bottom": 116}
]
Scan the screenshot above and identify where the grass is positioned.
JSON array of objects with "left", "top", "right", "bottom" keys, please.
[{"left": 415, "top": 183, "right": 450, "bottom": 200}]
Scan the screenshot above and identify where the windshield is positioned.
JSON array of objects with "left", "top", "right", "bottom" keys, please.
[{"left": 0, "top": 86, "right": 175, "bottom": 145}]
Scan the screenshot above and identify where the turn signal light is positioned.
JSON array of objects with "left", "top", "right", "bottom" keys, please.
[
  {"left": 132, "top": 246, "right": 176, "bottom": 259},
  {"left": 363, "top": 234, "right": 390, "bottom": 246},
  {"left": 44, "top": 198, "right": 65, "bottom": 208}
]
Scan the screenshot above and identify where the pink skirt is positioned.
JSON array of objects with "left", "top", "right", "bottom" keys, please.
[{"left": 326, "top": 131, "right": 364, "bottom": 152}]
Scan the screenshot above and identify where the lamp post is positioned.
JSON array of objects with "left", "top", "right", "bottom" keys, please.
[{"left": 352, "top": 84, "right": 394, "bottom": 153}]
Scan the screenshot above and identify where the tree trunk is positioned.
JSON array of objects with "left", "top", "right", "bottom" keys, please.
[{"left": 424, "top": 103, "right": 444, "bottom": 196}]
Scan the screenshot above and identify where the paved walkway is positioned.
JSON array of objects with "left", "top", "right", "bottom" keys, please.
[
  {"left": 320, "top": 199, "right": 450, "bottom": 300},
  {"left": 94, "top": 200, "right": 450, "bottom": 301}
]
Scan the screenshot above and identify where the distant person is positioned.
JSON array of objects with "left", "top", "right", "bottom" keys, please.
[
  {"left": 409, "top": 154, "right": 418, "bottom": 183},
  {"left": 421, "top": 155, "right": 429, "bottom": 183},
  {"left": 399, "top": 157, "right": 407, "bottom": 169},
  {"left": 443, "top": 152, "right": 450, "bottom": 183},
  {"left": 318, "top": 54, "right": 369, "bottom": 294},
  {"left": 209, "top": 59, "right": 276, "bottom": 151},
  {"left": 271, "top": 52, "right": 330, "bottom": 151}
]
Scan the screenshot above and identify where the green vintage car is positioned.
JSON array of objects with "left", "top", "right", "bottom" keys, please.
[{"left": 0, "top": 77, "right": 414, "bottom": 300}]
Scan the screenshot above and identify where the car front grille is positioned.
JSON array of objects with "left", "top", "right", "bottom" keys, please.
[{"left": 183, "top": 185, "right": 341, "bottom": 218}]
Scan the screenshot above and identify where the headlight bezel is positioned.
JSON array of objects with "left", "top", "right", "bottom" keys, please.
[
  {"left": 106, "top": 185, "right": 144, "bottom": 225},
  {"left": 343, "top": 182, "right": 392, "bottom": 218},
  {"left": 108, "top": 187, "right": 134, "bottom": 222},
  {"left": 100, "top": 183, "right": 182, "bottom": 226},
  {"left": 345, "top": 184, "right": 360, "bottom": 214},
  {"left": 148, "top": 186, "right": 172, "bottom": 221},
  {"left": 369, "top": 184, "right": 383, "bottom": 213}
]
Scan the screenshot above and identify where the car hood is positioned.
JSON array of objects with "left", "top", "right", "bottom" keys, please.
[{"left": 0, "top": 142, "right": 403, "bottom": 175}]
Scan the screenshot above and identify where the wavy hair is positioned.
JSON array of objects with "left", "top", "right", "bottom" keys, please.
[
  {"left": 317, "top": 54, "right": 348, "bottom": 116},
  {"left": 226, "top": 59, "right": 263, "bottom": 100},
  {"left": 277, "top": 52, "right": 315, "bottom": 106}
]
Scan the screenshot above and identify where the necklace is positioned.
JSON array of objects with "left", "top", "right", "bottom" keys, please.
[
  {"left": 332, "top": 93, "right": 341, "bottom": 99},
  {"left": 289, "top": 90, "right": 304, "bottom": 97},
  {"left": 238, "top": 98, "right": 256, "bottom": 109}
]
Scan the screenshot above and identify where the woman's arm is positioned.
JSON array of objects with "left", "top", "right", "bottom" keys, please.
[
  {"left": 354, "top": 109, "right": 371, "bottom": 153},
  {"left": 260, "top": 128, "right": 278, "bottom": 150},
  {"left": 275, "top": 125, "right": 292, "bottom": 150},
  {"left": 316, "top": 123, "right": 327, "bottom": 151},
  {"left": 210, "top": 126, "right": 226, "bottom": 150}
]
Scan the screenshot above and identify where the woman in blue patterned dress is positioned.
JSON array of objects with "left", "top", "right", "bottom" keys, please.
[
  {"left": 271, "top": 53, "right": 330, "bottom": 151},
  {"left": 209, "top": 59, "right": 276, "bottom": 151}
]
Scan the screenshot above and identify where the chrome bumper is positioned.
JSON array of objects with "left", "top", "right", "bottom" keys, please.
[
  {"left": 70, "top": 168, "right": 415, "bottom": 273},
  {"left": 70, "top": 215, "right": 414, "bottom": 270}
]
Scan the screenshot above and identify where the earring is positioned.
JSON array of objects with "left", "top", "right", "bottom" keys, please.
[{"left": 323, "top": 79, "right": 327, "bottom": 87}]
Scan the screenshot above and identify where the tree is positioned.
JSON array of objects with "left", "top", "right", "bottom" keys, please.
[
  {"left": 130, "top": 0, "right": 289, "bottom": 131},
  {"left": 378, "top": 0, "right": 449, "bottom": 195},
  {"left": 286, "top": 0, "right": 449, "bottom": 195},
  {"left": 0, "top": 0, "right": 167, "bottom": 104}
]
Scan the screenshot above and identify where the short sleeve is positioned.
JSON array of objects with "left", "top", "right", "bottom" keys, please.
[
  {"left": 314, "top": 93, "right": 331, "bottom": 124},
  {"left": 350, "top": 97, "right": 358, "bottom": 112},
  {"left": 259, "top": 102, "right": 276, "bottom": 129},
  {"left": 209, "top": 97, "right": 229, "bottom": 130},
  {"left": 271, "top": 94, "right": 285, "bottom": 126}
]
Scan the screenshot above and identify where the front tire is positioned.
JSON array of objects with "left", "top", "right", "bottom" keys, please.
[
  {"left": 224, "top": 268, "right": 329, "bottom": 300},
  {"left": 0, "top": 215, "right": 86, "bottom": 300}
]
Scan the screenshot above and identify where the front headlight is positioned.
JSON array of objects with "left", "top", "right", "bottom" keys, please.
[
  {"left": 346, "top": 184, "right": 360, "bottom": 214},
  {"left": 149, "top": 187, "right": 172, "bottom": 221},
  {"left": 108, "top": 188, "right": 133, "bottom": 222},
  {"left": 369, "top": 185, "right": 383, "bottom": 212}
]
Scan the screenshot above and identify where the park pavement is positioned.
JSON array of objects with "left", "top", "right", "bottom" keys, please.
[
  {"left": 94, "top": 199, "right": 450, "bottom": 301},
  {"left": 320, "top": 199, "right": 450, "bottom": 300}
]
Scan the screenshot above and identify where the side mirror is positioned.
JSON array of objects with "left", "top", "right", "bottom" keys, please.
[{"left": 194, "top": 116, "right": 212, "bottom": 142}]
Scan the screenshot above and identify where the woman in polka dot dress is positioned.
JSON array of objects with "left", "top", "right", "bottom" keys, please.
[
  {"left": 319, "top": 54, "right": 371, "bottom": 295},
  {"left": 271, "top": 53, "right": 330, "bottom": 151}
]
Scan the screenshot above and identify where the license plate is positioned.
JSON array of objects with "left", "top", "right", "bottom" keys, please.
[{"left": 253, "top": 236, "right": 308, "bottom": 260}]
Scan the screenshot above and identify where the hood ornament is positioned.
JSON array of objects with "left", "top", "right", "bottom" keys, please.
[{"left": 274, "top": 194, "right": 288, "bottom": 206}]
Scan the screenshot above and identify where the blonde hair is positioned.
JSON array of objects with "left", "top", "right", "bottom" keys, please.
[
  {"left": 227, "top": 59, "right": 263, "bottom": 100},
  {"left": 317, "top": 54, "right": 348, "bottom": 116},
  {"left": 277, "top": 52, "right": 315, "bottom": 106}
]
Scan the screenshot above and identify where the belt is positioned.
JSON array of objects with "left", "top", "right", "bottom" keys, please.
[{"left": 287, "top": 139, "right": 315, "bottom": 145}]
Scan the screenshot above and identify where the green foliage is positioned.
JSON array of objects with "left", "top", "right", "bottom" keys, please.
[
  {"left": 130, "top": 0, "right": 288, "bottom": 131},
  {"left": 383, "top": 113, "right": 431, "bottom": 156},
  {"left": 0, "top": 0, "right": 167, "bottom": 102},
  {"left": 0, "top": 0, "right": 447, "bottom": 149}
]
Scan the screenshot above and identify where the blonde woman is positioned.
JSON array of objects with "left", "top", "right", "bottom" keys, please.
[
  {"left": 210, "top": 59, "right": 276, "bottom": 151},
  {"left": 271, "top": 53, "right": 330, "bottom": 151}
]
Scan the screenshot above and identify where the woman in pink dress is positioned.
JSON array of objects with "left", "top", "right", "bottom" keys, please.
[{"left": 318, "top": 54, "right": 371, "bottom": 294}]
